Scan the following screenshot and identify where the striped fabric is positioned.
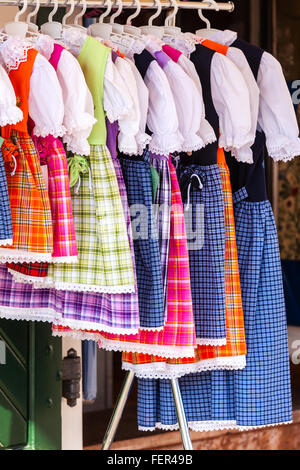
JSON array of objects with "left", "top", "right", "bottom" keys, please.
[
  {"left": 47, "top": 145, "right": 135, "bottom": 293},
  {"left": 0, "top": 131, "right": 53, "bottom": 262},
  {"left": 0, "top": 146, "right": 13, "bottom": 245}
]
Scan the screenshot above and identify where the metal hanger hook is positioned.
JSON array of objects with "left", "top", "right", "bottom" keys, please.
[
  {"left": 126, "top": 0, "right": 141, "bottom": 25},
  {"left": 110, "top": 0, "right": 123, "bottom": 24},
  {"left": 149, "top": 0, "right": 162, "bottom": 26}
]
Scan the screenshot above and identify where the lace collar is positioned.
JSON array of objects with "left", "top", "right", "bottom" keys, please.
[
  {"left": 34, "top": 34, "right": 54, "bottom": 60},
  {"left": 0, "top": 37, "right": 33, "bottom": 73}
]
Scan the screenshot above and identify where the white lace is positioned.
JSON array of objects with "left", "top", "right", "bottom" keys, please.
[
  {"left": 268, "top": 138, "right": 300, "bottom": 162},
  {"left": 124, "top": 39, "right": 145, "bottom": 61},
  {"left": 34, "top": 34, "right": 55, "bottom": 61},
  {"left": 36, "top": 278, "right": 136, "bottom": 294},
  {"left": 52, "top": 317, "right": 139, "bottom": 336},
  {"left": 122, "top": 355, "right": 246, "bottom": 380},
  {"left": 118, "top": 133, "right": 139, "bottom": 156},
  {"left": 0, "top": 106, "right": 23, "bottom": 127},
  {"left": 181, "top": 134, "right": 205, "bottom": 153},
  {"left": 0, "top": 238, "right": 13, "bottom": 247},
  {"left": 98, "top": 336, "right": 195, "bottom": 359},
  {"left": 0, "top": 37, "right": 33, "bottom": 72},
  {"left": 63, "top": 135, "right": 91, "bottom": 157},
  {"left": 139, "top": 419, "right": 293, "bottom": 433},
  {"left": 136, "top": 133, "right": 151, "bottom": 155},
  {"left": 51, "top": 255, "right": 78, "bottom": 263},
  {"left": 0, "top": 249, "right": 52, "bottom": 263},
  {"left": 32, "top": 124, "right": 66, "bottom": 139},
  {"left": 0, "top": 306, "right": 59, "bottom": 324},
  {"left": 8, "top": 269, "right": 50, "bottom": 288},
  {"left": 139, "top": 325, "right": 164, "bottom": 332},
  {"left": 62, "top": 28, "right": 87, "bottom": 57},
  {"left": 196, "top": 338, "right": 227, "bottom": 347}
]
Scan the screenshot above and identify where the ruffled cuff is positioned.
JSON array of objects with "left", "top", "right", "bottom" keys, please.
[
  {"left": 0, "top": 105, "right": 23, "bottom": 126},
  {"left": 267, "top": 136, "right": 300, "bottom": 162},
  {"left": 118, "top": 132, "right": 138, "bottom": 156},
  {"left": 181, "top": 133, "right": 205, "bottom": 153},
  {"left": 148, "top": 131, "right": 184, "bottom": 157},
  {"left": 32, "top": 124, "right": 67, "bottom": 139},
  {"left": 231, "top": 145, "right": 254, "bottom": 164},
  {"left": 136, "top": 132, "right": 151, "bottom": 155},
  {"left": 64, "top": 112, "right": 97, "bottom": 138},
  {"left": 63, "top": 133, "right": 91, "bottom": 157},
  {"left": 198, "top": 119, "right": 217, "bottom": 147}
]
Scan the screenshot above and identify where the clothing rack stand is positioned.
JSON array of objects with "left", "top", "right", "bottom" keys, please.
[{"left": 0, "top": 0, "right": 234, "bottom": 451}]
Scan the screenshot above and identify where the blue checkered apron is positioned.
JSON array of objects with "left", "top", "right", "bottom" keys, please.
[
  {"left": 0, "top": 147, "right": 13, "bottom": 244},
  {"left": 119, "top": 151, "right": 164, "bottom": 329},
  {"left": 137, "top": 189, "right": 292, "bottom": 431},
  {"left": 178, "top": 163, "right": 226, "bottom": 341}
]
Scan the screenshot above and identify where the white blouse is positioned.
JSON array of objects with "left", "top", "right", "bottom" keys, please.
[
  {"left": 114, "top": 55, "right": 139, "bottom": 155},
  {"left": 210, "top": 29, "right": 300, "bottom": 162},
  {"left": 124, "top": 57, "right": 151, "bottom": 155},
  {"left": 0, "top": 63, "right": 23, "bottom": 126},
  {"left": 146, "top": 40, "right": 205, "bottom": 153},
  {"left": 0, "top": 37, "right": 65, "bottom": 138},
  {"left": 35, "top": 34, "right": 96, "bottom": 156}
]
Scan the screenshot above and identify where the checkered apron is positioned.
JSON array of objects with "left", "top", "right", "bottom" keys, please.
[
  {"left": 117, "top": 158, "right": 196, "bottom": 360},
  {"left": 127, "top": 152, "right": 246, "bottom": 379},
  {"left": 149, "top": 152, "right": 171, "bottom": 321},
  {"left": 178, "top": 163, "right": 226, "bottom": 343},
  {"left": 0, "top": 145, "right": 13, "bottom": 245},
  {"left": 47, "top": 144, "right": 135, "bottom": 293},
  {"left": 0, "top": 132, "right": 53, "bottom": 263},
  {"left": 136, "top": 196, "right": 292, "bottom": 432},
  {"left": 118, "top": 152, "right": 165, "bottom": 329}
]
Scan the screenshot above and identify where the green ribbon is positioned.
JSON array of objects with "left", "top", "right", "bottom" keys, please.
[{"left": 67, "top": 154, "right": 90, "bottom": 188}]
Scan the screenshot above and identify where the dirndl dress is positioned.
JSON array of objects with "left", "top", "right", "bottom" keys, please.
[{"left": 0, "top": 139, "right": 13, "bottom": 246}]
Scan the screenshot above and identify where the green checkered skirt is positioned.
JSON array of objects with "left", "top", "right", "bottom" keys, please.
[{"left": 47, "top": 145, "right": 135, "bottom": 293}]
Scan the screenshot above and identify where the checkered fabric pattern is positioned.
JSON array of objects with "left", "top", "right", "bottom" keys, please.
[
  {"left": 0, "top": 131, "right": 53, "bottom": 256},
  {"left": 128, "top": 157, "right": 246, "bottom": 370},
  {"left": 119, "top": 153, "right": 164, "bottom": 329},
  {"left": 136, "top": 199, "right": 292, "bottom": 430},
  {"left": 6, "top": 262, "right": 48, "bottom": 277},
  {"left": 149, "top": 152, "right": 171, "bottom": 322},
  {"left": 120, "top": 158, "right": 196, "bottom": 359},
  {"left": 47, "top": 144, "right": 135, "bottom": 292},
  {"left": 178, "top": 163, "right": 226, "bottom": 341},
  {"left": 0, "top": 148, "right": 13, "bottom": 243}
]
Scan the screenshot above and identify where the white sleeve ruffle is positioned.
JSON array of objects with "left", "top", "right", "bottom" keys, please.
[
  {"left": 145, "top": 60, "right": 183, "bottom": 156},
  {"left": 211, "top": 53, "right": 253, "bottom": 163},
  {"left": 57, "top": 49, "right": 96, "bottom": 156},
  {"left": 29, "top": 53, "right": 66, "bottom": 138},
  {"left": 0, "top": 64, "right": 23, "bottom": 126},
  {"left": 258, "top": 51, "right": 300, "bottom": 162}
]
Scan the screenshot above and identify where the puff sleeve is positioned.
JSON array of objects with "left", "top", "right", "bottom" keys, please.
[
  {"left": 29, "top": 53, "right": 66, "bottom": 138},
  {"left": 257, "top": 51, "right": 300, "bottom": 162}
]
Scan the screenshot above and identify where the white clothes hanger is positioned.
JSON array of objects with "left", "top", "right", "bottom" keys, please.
[
  {"left": 66, "top": 0, "right": 87, "bottom": 30},
  {"left": 4, "top": 0, "right": 29, "bottom": 38},
  {"left": 140, "top": 0, "right": 163, "bottom": 39},
  {"left": 110, "top": 0, "right": 124, "bottom": 35},
  {"left": 26, "top": 0, "right": 40, "bottom": 33},
  {"left": 88, "top": 0, "right": 113, "bottom": 40},
  {"left": 124, "top": 0, "right": 141, "bottom": 36},
  {"left": 40, "top": 0, "right": 62, "bottom": 39},
  {"left": 62, "top": 0, "right": 76, "bottom": 26},
  {"left": 196, "top": 0, "right": 221, "bottom": 39},
  {"left": 164, "top": 0, "right": 181, "bottom": 36}
]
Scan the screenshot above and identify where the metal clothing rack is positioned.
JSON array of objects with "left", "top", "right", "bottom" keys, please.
[{"left": 0, "top": 0, "right": 234, "bottom": 451}]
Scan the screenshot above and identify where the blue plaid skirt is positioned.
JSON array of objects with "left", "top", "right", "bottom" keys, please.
[
  {"left": 178, "top": 163, "right": 226, "bottom": 342},
  {"left": 119, "top": 153, "right": 164, "bottom": 329},
  {"left": 0, "top": 147, "right": 13, "bottom": 245},
  {"left": 137, "top": 196, "right": 292, "bottom": 431}
]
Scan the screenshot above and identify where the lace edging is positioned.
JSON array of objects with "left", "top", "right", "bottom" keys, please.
[
  {"left": 138, "top": 419, "right": 293, "bottom": 433},
  {"left": 52, "top": 320, "right": 139, "bottom": 337},
  {"left": 196, "top": 338, "right": 227, "bottom": 346},
  {"left": 34, "top": 279, "right": 136, "bottom": 294},
  {"left": 98, "top": 336, "right": 196, "bottom": 359},
  {"left": 32, "top": 124, "right": 67, "bottom": 139},
  {"left": 0, "top": 249, "right": 52, "bottom": 263},
  {"left": 63, "top": 136, "right": 91, "bottom": 157},
  {"left": 0, "top": 107, "right": 23, "bottom": 127},
  {"left": 122, "top": 355, "right": 246, "bottom": 380},
  {"left": 139, "top": 325, "right": 164, "bottom": 332},
  {"left": 0, "top": 307, "right": 58, "bottom": 323},
  {"left": 0, "top": 238, "right": 13, "bottom": 247},
  {"left": 136, "top": 133, "right": 151, "bottom": 155},
  {"left": 51, "top": 255, "right": 78, "bottom": 263},
  {"left": 8, "top": 269, "right": 50, "bottom": 288}
]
